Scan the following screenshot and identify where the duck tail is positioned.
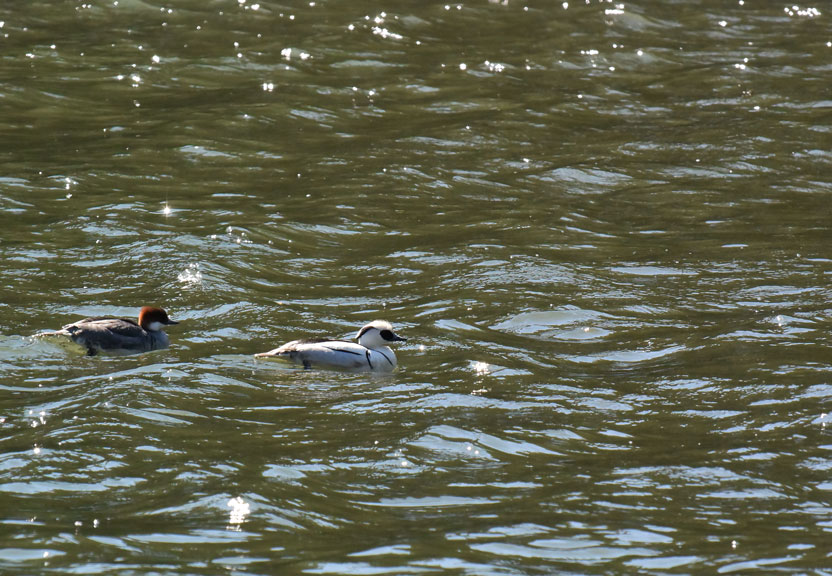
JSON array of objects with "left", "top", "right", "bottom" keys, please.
[
  {"left": 36, "top": 329, "right": 69, "bottom": 338},
  {"left": 254, "top": 348, "right": 283, "bottom": 358}
]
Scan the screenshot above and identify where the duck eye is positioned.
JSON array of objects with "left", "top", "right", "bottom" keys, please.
[{"left": 380, "top": 329, "right": 394, "bottom": 341}]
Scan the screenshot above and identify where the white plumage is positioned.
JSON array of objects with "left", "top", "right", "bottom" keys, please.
[{"left": 255, "top": 320, "right": 407, "bottom": 372}]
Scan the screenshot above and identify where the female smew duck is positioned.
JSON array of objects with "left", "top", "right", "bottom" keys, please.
[
  {"left": 255, "top": 320, "right": 407, "bottom": 372},
  {"left": 41, "top": 306, "right": 179, "bottom": 356}
]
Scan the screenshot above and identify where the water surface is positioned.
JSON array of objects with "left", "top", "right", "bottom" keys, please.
[{"left": 2, "top": 1, "right": 832, "bottom": 574}]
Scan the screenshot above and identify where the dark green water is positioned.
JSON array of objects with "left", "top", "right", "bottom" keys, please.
[{"left": 2, "top": 0, "right": 832, "bottom": 573}]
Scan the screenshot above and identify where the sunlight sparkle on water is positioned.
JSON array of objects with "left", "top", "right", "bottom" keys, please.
[
  {"left": 484, "top": 60, "right": 506, "bottom": 73},
  {"left": 177, "top": 263, "right": 203, "bottom": 287},
  {"left": 281, "top": 48, "right": 311, "bottom": 60},
  {"left": 471, "top": 361, "right": 491, "bottom": 375},
  {"left": 228, "top": 497, "right": 250, "bottom": 525},
  {"left": 372, "top": 26, "right": 403, "bottom": 40},
  {"left": 162, "top": 203, "right": 172, "bottom": 216},
  {"left": 784, "top": 5, "right": 821, "bottom": 17}
]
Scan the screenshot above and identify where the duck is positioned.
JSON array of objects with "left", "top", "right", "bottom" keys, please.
[
  {"left": 40, "top": 306, "right": 179, "bottom": 356},
  {"left": 255, "top": 320, "right": 407, "bottom": 372}
]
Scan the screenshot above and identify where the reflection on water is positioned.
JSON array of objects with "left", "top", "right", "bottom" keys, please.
[{"left": 2, "top": 0, "right": 832, "bottom": 573}]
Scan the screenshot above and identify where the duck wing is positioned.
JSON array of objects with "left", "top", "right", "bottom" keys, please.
[
  {"left": 254, "top": 338, "right": 326, "bottom": 357},
  {"left": 64, "top": 317, "right": 143, "bottom": 336},
  {"left": 256, "top": 339, "right": 372, "bottom": 370},
  {"left": 63, "top": 318, "right": 150, "bottom": 352}
]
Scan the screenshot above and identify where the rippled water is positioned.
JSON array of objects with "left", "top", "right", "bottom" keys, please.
[{"left": 2, "top": 0, "right": 832, "bottom": 573}]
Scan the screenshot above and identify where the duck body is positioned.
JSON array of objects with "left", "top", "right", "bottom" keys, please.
[
  {"left": 256, "top": 320, "right": 406, "bottom": 373},
  {"left": 42, "top": 306, "right": 178, "bottom": 356}
]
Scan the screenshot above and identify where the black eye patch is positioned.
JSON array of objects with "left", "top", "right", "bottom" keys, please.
[{"left": 380, "top": 329, "right": 395, "bottom": 341}]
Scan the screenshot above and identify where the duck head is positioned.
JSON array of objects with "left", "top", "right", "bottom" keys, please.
[
  {"left": 139, "top": 307, "right": 179, "bottom": 332},
  {"left": 356, "top": 320, "right": 406, "bottom": 348}
]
